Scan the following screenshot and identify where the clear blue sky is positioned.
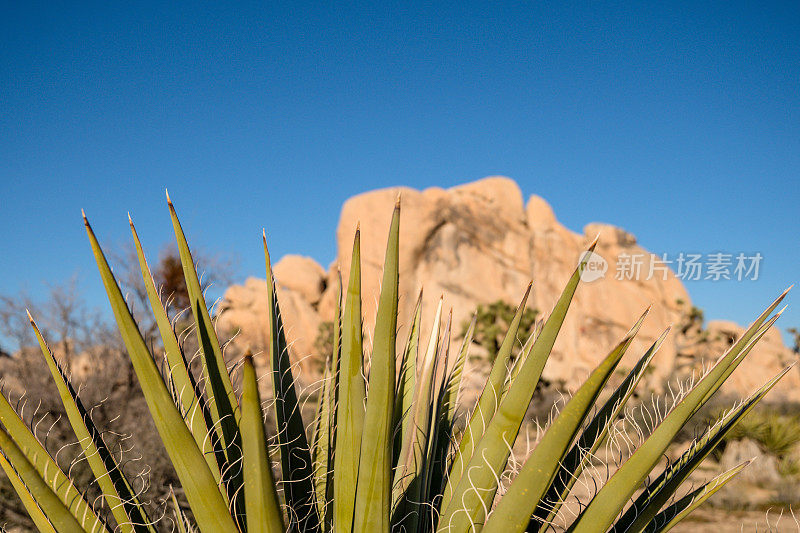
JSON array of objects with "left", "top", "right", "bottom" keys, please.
[{"left": 1, "top": 1, "right": 798, "bottom": 346}]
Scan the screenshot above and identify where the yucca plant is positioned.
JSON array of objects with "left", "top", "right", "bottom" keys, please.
[{"left": 0, "top": 194, "right": 793, "bottom": 533}]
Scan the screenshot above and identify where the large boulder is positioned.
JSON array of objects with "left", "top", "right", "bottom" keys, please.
[
  {"left": 273, "top": 255, "right": 327, "bottom": 305},
  {"left": 218, "top": 177, "right": 800, "bottom": 401}
]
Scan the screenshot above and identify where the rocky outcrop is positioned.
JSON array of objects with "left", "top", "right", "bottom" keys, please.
[{"left": 218, "top": 177, "right": 799, "bottom": 401}]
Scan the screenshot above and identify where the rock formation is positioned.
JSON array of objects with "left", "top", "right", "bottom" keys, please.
[{"left": 218, "top": 177, "right": 799, "bottom": 401}]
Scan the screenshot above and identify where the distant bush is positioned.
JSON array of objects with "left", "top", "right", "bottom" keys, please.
[
  {"left": 461, "top": 300, "right": 538, "bottom": 362},
  {"left": 726, "top": 409, "right": 800, "bottom": 458}
]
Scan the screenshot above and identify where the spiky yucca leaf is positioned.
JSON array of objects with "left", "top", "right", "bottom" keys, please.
[
  {"left": 616, "top": 364, "right": 794, "bottom": 533},
  {"left": 241, "top": 354, "right": 285, "bottom": 533},
  {"left": 481, "top": 313, "right": 648, "bottom": 533},
  {"left": 0, "top": 427, "right": 84, "bottom": 532},
  {"left": 530, "top": 319, "right": 662, "bottom": 531},
  {"left": 438, "top": 241, "right": 596, "bottom": 533},
  {"left": 166, "top": 194, "right": 241, "bottom": 436},
  {"left": 170, "top": 489, "right": 191, "bottom": 533},
  {"left": 354, "top": 200, "right": 400, "bottom": 532},
  {"left": 0, "top": 390, "right": 106, "bottom": 532},
  {"left": 421, "top": 310, "right": 453, "bottom": 528},
  {"left": 333, "top": 228, "right": 367, "bottom": 533},
  {"left": 166, "top": 196, "right": 246, "bottom": 527},
  {"left": 441, "top": 285, "right": 531, "bottom": 512},
  {"left": 393, "top": 290, "right": 423, "bottom": 470},
  {"left": 0, "top": 449, "right": 57, "bottom": 533},
  {"left": 323, "top": 270, "right": 344, "bottom": 531},
  {"left": 84, "top": 213, "right": 238, "bottom": 533},
  {"left": 441, "top": 315, "right": 475, "bottom": 430},
  {"left": 568, "top": 309, "right": 783, "bottom": 533},
  {"left": 29, "top": 315, "right": 154, "bottom": 533},
  {"left": 264, "top": 235, "right": 320, "bottom": 533},
  {"left": 130, "top": 217, "right": 222, "bottom": 483},
  {"left": 642, "top": 461, "right": 750, "bottom": 533},
  {"left": 699, "top": 287, "right": 791, "bottom": 408},
  {"left": 426, "top": 314, "right": 475, "bottom": 510},
  {"left": 393, "top": 299, "right": 444, "bottom": 532}
]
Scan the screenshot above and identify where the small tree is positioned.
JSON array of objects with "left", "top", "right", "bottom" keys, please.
[
  {"left": 463, "top": 300, "right": 537, "bottom": 362},
  {"left": 787, "top": 327, "right": 800, "bottom": 354}
]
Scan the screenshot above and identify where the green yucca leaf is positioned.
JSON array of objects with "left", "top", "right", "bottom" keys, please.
[
  {"left": 312, "top": 359, "right": 332, "bottom": 524},
  {"left": 394, "top": 299, "right": 443, "bottom": 489},
  {"left": 568, "top": 306, "right": 782, "bottom": 533},
  {"left": 84, "top": 213, "right": 239, "bottom": 533},
  {"left": 0, "top": 389, "right": 107, "bottom": 532},
  {"left": 0, "top": 448, "right": 57, "bottom": 533},
  {"left": 423, "top": 312, "right": 454, "bottom": 529},
  {"left": 167, "top": 195, "right": 244, "bottom": 526},
  {"left": 241, "top": 354, "right": 285, "bottom": 533},
  {"left": 428, "top": 312, "right": 476, "bottom": 511},
  {"left": 699, "top": 286, "right": 791, "bottom": 409},
  {"left": 424, "top": 311, "right": 453, "bottom": 486},
  {"left": 483, "top": 314, "right": 652, "bottom": 533},
  {"left": 441, "top": 284, "right": 532, "bottom": 512},
  {"left": 425, "top": 314, "right": 474, "bottom": 519},
  {"left": 441, "top": 314, "right": 475, "bottom": 430},
  {"left": 29, "top": 315, "right": 154, "bottom": 533},
  {"left": 642, "top": 461, "right": 750, "bottom": 533},
  {"left": 354, "top": 199, "right": 400, "bottom": 532},
  {"left": 323, "top": 270, "right": 344, "bottom": 532},
  {"left": 393, "top": 290, "right": 423, "bottom": 469},
  {"left": 438, "top": 241, "right": 596, "bottom": 533},
  {"left": 129, "top": 218, "right": 222, "bottom": 484},
  {"left": 531, "top": 313, "right": 659, "bottom": 531},
  {"left": 166, "top": 195, "right": 242, "bottom": 478},
  {"left": 392, "top": 299, "right": 443, "bottom": 531},
  {"left": 263, "top": 234, "right": 320, "bottom": 533},
  {"left": 502, "top": 320, "right": 540, "bottom": 399},
  {"left": 0, "top": 426, "right": 84, "bottom": 532},
  {"left": 170, "top": 489, "right": 190, "bottom": 533},
  {"left": 616, "top": 363, "right": 793, "bottom": 533},
  {"left": 334, "top": 228, "right": 367, "bottom": 533}
]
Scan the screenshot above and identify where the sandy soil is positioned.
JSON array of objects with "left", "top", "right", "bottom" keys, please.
[{"left": 671, "top": 507, "right": 800, "bottom": 532}]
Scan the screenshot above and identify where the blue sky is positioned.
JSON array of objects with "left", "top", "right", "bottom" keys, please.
[{"left": 1, "top": 1, "right": 798, "bottom": 347}]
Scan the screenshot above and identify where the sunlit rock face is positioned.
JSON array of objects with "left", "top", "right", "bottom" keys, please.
[{"left": 218, "top": 177, "right": 800, "bottom": 402}]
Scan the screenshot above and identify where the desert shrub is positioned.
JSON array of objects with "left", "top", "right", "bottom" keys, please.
[
  {"left": 461, "top": 300, "right": 538, "bottom": 363},
  {"left": 725, "top": 409, "right": 800, "bottom": 458}
]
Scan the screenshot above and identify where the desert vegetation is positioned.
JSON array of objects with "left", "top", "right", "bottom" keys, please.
[{"left": 0, "top": 196, "right": 794, "bottom": 533}]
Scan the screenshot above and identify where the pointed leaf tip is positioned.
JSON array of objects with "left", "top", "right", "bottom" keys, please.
[
  {"left": 25, "top": 309, "right": 33, "bottom": 323},
  {"left": 165, "top": 189, "right": 172, "bottom": 205},
  {"left": 588, "top": 233, "right": 600, "bottom": 250},
  {"left": 81, "top": 209, "right": 88, "bottom": 224}
]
